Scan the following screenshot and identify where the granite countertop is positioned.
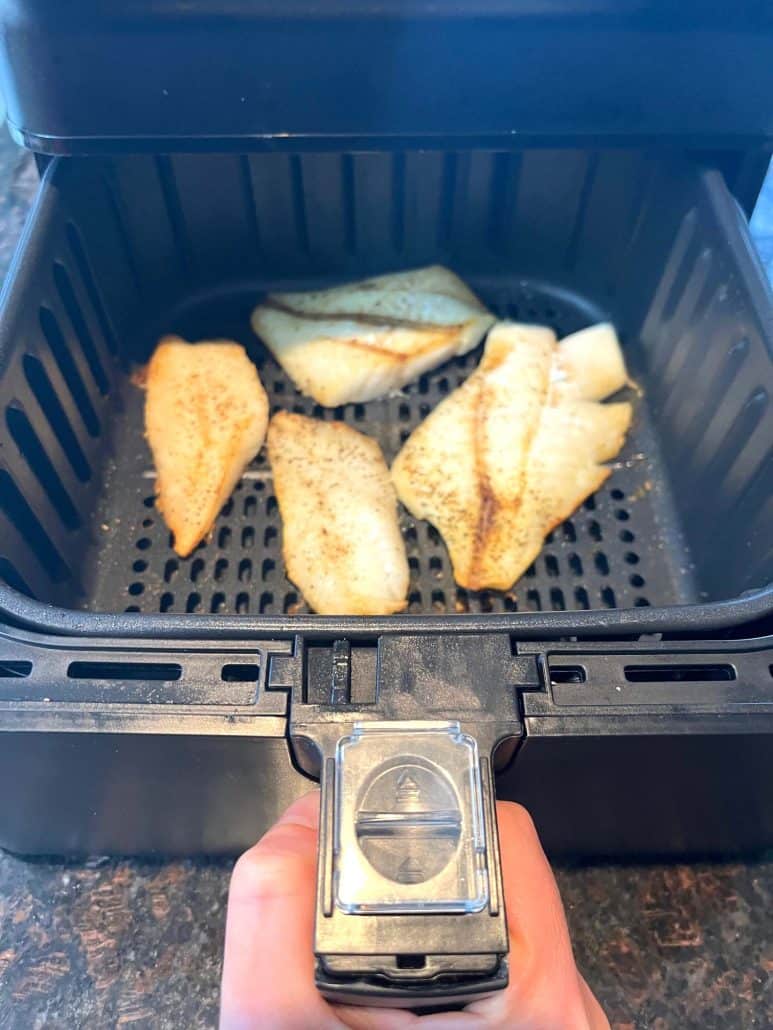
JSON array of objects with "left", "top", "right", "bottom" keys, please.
[{"left": 0, "top": 131, "right": 772, "bottom": 1029}]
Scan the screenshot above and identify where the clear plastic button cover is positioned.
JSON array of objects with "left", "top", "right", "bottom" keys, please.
[{"left": 334, "top": 721, "right": 489, "bottom": 915}]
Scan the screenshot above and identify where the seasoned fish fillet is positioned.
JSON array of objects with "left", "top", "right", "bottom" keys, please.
[
  {"left": 392, "top": 322, "right": 632, "bottom": 591},
  {"left": 251, "top": 265, "right": 494, "bottom": 406},
  {"left": 145, "top": 336, "right": 269, "bottom": 558},
  {"left": 268, "top": 412, "right": 409, "bottom": 615}
]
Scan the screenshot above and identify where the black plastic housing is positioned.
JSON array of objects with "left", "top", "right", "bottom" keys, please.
[
  {"left": 1, "top": 2, "right": 773, "bottom": 153},
  {"left": 1, "top": 624, "right": 771, "bottom": 858}
]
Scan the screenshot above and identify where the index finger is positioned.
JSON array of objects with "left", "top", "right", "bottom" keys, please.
[
  {"left": 344, "top": 801, "right": 601, "bottom": 1030},
  {"left": 462, "top": 802, "right": 607, "bottom": 1028}
]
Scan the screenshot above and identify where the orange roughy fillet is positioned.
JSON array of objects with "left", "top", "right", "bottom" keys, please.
[
  {"left": 268, "top": 412, "right": 409, "bottom": 615},
  {"left": 144, "top": 336, "right": 269, "bottom": 558},
  {"left": 391, "top": 321, "right": 632, "bottom": 591},
  {"left": 251, "top": 265, "right": 494, "bottom": 406}
]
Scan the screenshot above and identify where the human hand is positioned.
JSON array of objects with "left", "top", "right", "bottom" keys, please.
[{"left": 220, "top": 791, "right": 608, "bottom": 1029}]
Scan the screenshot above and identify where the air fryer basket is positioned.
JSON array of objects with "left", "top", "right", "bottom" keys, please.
[{"left": 0, "top": 148, "right": 771, "bottom": 633}]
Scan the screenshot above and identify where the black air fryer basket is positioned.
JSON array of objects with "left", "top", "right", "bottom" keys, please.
[{"left": 0, "top": 0, "right": 772, "bottom": 1005}]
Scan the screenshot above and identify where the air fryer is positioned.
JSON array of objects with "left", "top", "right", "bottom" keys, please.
[{"left": 0, "top": 0, "right": 772, "bottom": 1007}]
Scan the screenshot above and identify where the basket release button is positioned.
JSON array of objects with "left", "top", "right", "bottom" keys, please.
[{"left": 333, "top": 721, "right": 489, "bottom": 914}]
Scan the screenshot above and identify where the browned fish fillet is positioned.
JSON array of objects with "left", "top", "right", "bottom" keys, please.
[
  {"left": 268, "top": 412, "right": 409, "bottom": 615},
  {"left": 392, "top": 322, "right": 632, "bottom": 591},
  {"left": 251, "top": 265, "right": 494, "bottom": 406},
  {"left": 145, "top": 336, "right": 269, "bottom": 558}
]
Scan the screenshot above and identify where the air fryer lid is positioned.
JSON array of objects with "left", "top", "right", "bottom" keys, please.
[{"left": 1, "top": 1, "right": 772, "bottom": 153}]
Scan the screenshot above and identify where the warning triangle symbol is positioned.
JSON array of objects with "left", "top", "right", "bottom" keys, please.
[
  {"left": 396, "top": 856, "right": 424, "bottom": 883},
  {"left": 395, "top": 771, "right": 422, "bottom": 810}
]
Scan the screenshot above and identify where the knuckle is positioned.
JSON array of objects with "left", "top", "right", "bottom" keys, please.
[{"left": 230, "top": 845, "right": 309, "bottom": 901}]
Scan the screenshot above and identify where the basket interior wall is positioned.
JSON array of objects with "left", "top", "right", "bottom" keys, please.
[{"left": 0, "top": 149, "right": 770, "bottom": 616}]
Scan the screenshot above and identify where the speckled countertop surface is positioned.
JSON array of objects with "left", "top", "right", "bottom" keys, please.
[
  {"left": 2, "top": 851, "right": 772, "bottom": 1029},
  {"left": 0, "top": 132, "right": 772, "bottom": 1029}
]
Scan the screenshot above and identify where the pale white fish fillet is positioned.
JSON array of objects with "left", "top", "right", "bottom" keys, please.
[
  {"left": 392, "top": 321, "right": 632, "bottom": 591},
  {"left": 251, "top": 265, "right": 494, "bottom": 406},
  {"left": 145, "top": 336, "right": 269, "bottom": 558},
  {"left": 552, "top": 322, "right": 629, "bottom": 401},
  {"left": 267, "top": 412, "right": 409, "bottom": 615}
]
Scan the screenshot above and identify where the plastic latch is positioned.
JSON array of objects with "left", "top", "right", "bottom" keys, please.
[
  {"left": 334, "top": 721, "right": 488, "bottom": 914},
  {"left": 314, "top": 719, "right": 509, "bottom": 1007}
]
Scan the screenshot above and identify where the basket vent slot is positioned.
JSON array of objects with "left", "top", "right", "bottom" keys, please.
[
  {"left": 39, "top": 306, "right": 100, "bottom": 436},
  {"left": 6, "top": 407, "right": 80, "bottom": 530},
  {"left": 22, "top": 354, "right": 91, "bottom": 482},
  {"left": 0, "top": 557, "right": 34, "bottom": 598},
  {"left": 550, "top": 664, "right": 587, "bottom": 684},
  {"left": 624, "top": 664, "right": 735, "bottom": 683},
  {"left": 67, "top": 661, "right": 182, "bottom": 681},
  {"left": 0, "top": 470, "right": 71, "bottom": 584},
  {"left": 0, "top": 661, "right": 32, "bottom": 679},
  {"left": 66, "top": 222, "right": 120, "bottom": 357},
  {"left": 53, "top": 261, "right": 109, "bottom": 395},
  {"left": 221, "top": 664, "right": 260, "bottom": 682}
]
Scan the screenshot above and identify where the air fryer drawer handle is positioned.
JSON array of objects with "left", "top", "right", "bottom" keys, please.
[{"left": 313, "top": 720, "right": 509, "bottom": 1007}]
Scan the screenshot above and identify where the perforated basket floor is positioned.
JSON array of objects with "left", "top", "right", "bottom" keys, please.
[{"left": 83, "top": 280, "right": 695, "bottom": 617}]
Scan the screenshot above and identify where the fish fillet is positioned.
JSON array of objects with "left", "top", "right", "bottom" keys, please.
[
  {"left": 392, "top": 322, "right": 632, "bottom": 591},
  {"left": 145, "top": 336, "right": 269, "bottom": 558},
  {"left": 251, "top": 265, "right": 494, "bottom": 406},
  {"left": 268, "top": 412, "right": 409, "bottom": 615},
  {"left": 552, "top": 322, "right": 630, "bottom": 401}
]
